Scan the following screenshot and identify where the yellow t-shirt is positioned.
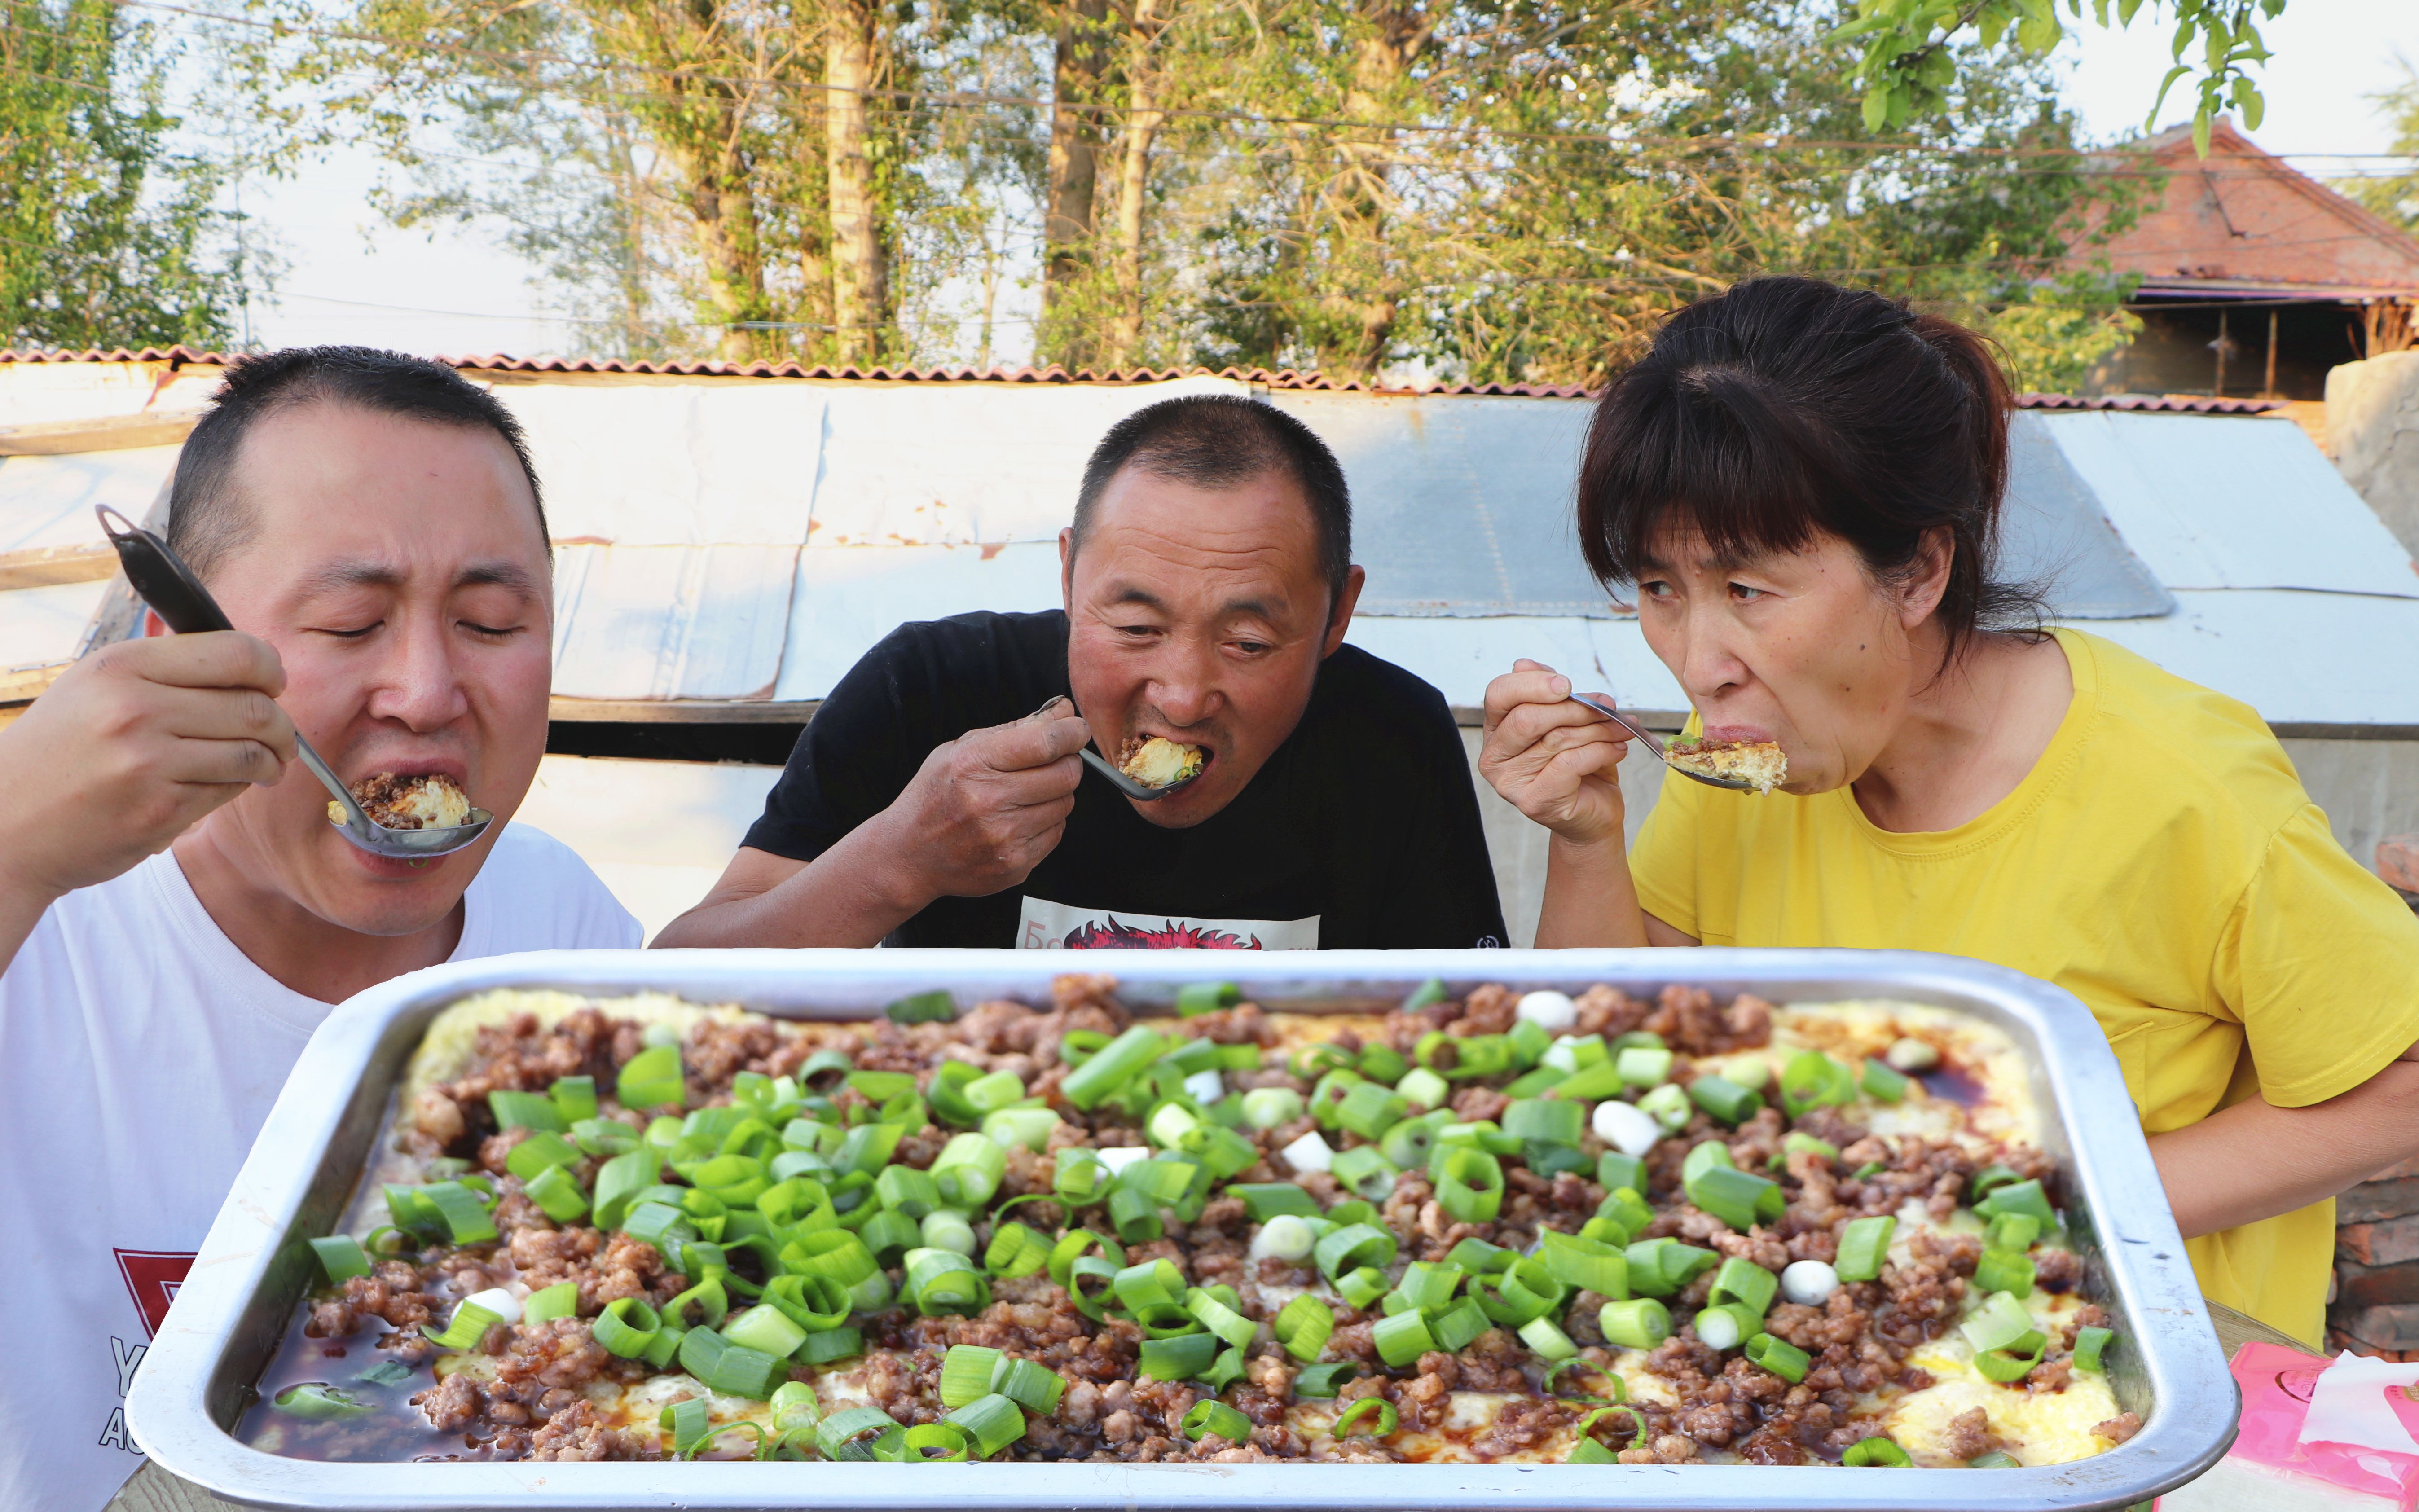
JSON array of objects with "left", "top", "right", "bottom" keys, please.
[{"left": 1629, "top": 627, "right": 2419, "bottom": 1346}]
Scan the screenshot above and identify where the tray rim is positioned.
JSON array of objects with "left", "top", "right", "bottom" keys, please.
[{"left": 126, "top": 945, "right": 2239, "bottom": 1512}]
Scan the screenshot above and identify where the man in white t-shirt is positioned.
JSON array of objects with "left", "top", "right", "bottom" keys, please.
[{"left": 0, "top": 347, "right": 641, "bottom": 1512}]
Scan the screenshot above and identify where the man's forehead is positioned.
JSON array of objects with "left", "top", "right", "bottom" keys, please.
[{"left": 1081, "top": 468, "right": 1322, "bottom": 590}]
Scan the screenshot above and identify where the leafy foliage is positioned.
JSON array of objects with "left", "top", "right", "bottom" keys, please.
[{"left": 0, "top": 0, "right": 256, "bottom": 349}]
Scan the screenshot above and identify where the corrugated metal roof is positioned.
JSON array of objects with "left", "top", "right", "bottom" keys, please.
[{"left": 0, "top": 345, "right": 2299, "bottom": 411}]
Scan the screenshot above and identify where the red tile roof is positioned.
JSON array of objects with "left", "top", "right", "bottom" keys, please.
[{"left": 0, "top": 345, "right": 2283, "bottom": 411}]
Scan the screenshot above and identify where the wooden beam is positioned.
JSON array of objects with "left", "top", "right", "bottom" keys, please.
[
  {"left": 0, "top": 410, "right": 202, "bottom": 455},
  {"left": 549, "top": 697, "right": 819, "bottom": 725},
  {"left": 0, "top": 541, "right": 116, "bottom": 590}
]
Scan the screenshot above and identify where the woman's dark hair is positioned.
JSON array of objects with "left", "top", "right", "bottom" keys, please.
[{"left": 1576, "top": 276, "right": 2041, "bottom": 664}]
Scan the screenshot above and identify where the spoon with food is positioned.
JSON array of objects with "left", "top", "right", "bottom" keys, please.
[
  {"left": 1078, "top": 734, "right": 1206, "bottom": 801},
  {"left": 95, "top": 506, "right": 496, "bottom": 858},
  {"left": 1563, "top": 691, "right": 1787, "bottom": 794}
]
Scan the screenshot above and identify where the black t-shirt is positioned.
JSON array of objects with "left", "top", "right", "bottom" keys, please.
[{"left": 743, "top": 610, "right": 1507, "bottom": 950}]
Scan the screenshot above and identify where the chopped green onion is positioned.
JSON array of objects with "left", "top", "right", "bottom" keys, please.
[
  {"left": 1637, "top": 1083, "right": 1692, "bottom": 1130},
  {"left": 1179, "top": 1123, "right": 1258, "bottom": 1180},
  {"left": 616, "top": 1045, "right": 685, "bottom": 1111},
  {"left": 489, "top": 1089, "right": 565, "bottom": 1133},
  {"left": 1687, "top": 1075, "right": 1762, "bottom": 1125},
  {"left": 983, "top": 1105, "right": 1061, "bottom": 1152},
  {"left": 944, "top": 1392, "right": 1026, "bottom": 1458},
  {"left": 920, "top": 1209, "right": 977, "bottom": 1258},
  {"left": 1975, "top": 1178, "right": 2056, "bottom": 1225},
  {"left": 994, "top": 1356, "right": 1067, "bottom": 1414},
  {"left": 1046, "top": 1229, "right": 1124, "bottom": 1288},
  {"left": 1400, "top": 977, "right": 1447, "bottom": 1012},
  {"left": 1692, "top": 1302, "right": 1760, "bottom": 1351},
  {"left": 1372, "top": 1309, "right": 1437, "bottom": 1367},
  {"left": 761, "top": 1274, "right": 852, "bottom": 1333},
  {"left": 1138, "top": 1331, "right": 1220, "bottom": 1383},
  {"left": 1358, "top": 1042, "right": 1409, "bottom": 1083},
  {"left": 1616, "top": 1046, "right": 1673, "bottom": 1086},
  {"left": 593, "top": 1297, "right": 661, "bottom": 1357},
  {"left": 546, "top": 1074, "right": 598, "bottom": 1124},
  {"left": 1384, "top": 1260, "right": 1464, "bottom": 1316},
  {"left": 1502, "top": 1097, "right": 1584, "bottom": 1145},
  {"left": 1431, "top": 1298, "right": 1490, "bottom": 1353},
  {"left": 940, "top": 1345, "right": 1004, "bottom": 1408},
  {"left": 1834, "top": 1215, "right": 1896, "bottom": 1283},
  {"left": 1313, "top": 1222, "right": 1397, "bottom": 1281},
  {"left": 660, "top": 1396, "right": 714, "bottom": 1459},
  {"left": 1293, "top": 1362, "right": 1357, "bottom": 1397},
  {"left": 984, "top": 1221, "right": 1052, "bottom": 1279},
  {"left": 1744, "top": 1332, "right": 1810, "bottom": 1383},
  {"left": 1987, "top": 1213, "right": 2043, "bottom": 1252},
  {"left": 1620, "top": 1238, "right": 1694, "bottom": 1298},
  {"left": 1686, "top": 1164, "right": 1785, "bottom": 1231},
  {"left": 1176, "top": 981, "right": 1243, "bottom": 1016},
  {"left": 904, "top": 1249, "right": 990, "bottom": 1316},
  {"left": 1537, "top": 1230, "right": 1628, "bottom": 1297},
  {"left": 1706, "top": 1256, "right": 1778, "bottom": 1316},
  {"left": 641, "top": 1322, "right": 686, "bottom": 1370},
  {"left": 353, "top": 1359, "right": 415, "bottom": 1388},
  {"left": 421, "top": 1181, "right": 498, "bottom": 1245},
  {"left": 1335, "top": 1081, "right": 1409, "bottom": 1141},
  {"left": 1860, "top": 1059, "right": 1909, "bottom": 1103},
  {"left": 799, "top": 1326, "right": 863, "bottom": 1364},
  {"left": 884, "top": 990, "right": 956, "bottom": 1025},
  {"left": 522, "top": 1281, "right": 580, "bottom": 1325},
  {"left": 1394, "top": 1067, "right": 1451, "bottom": 1111},
  {"left": 1181, "top": 1398, "right": 1253, "bottom": 1443},
  {"left": 1186, "top": 1287, "right": 1258, "bottom": 1350},
  {"left": 1975, "top": 1330, "right": 2048, "bottom": 1383},
  {"left": 886, "top": 1422, "right": 972, "bottom": 1461},
  {"left": 1975, "top": 1248, "right": 2036, "bottom": 1299},
  {"left": 1276, "top": 1293, "right": 1334, "bottom": 1362},
  {"left": 590, "top": 1152, "right": 658, "bottom": 1234},
  {"left": 723, "top": 1303, "right": 809, "bottom": 1360},
  {"left": 1968, "top": 1450, "right": 2022, "bottom": 1468},
  {"left": 1844, "top": 1435, "right": 1913, "bottom": 1467},
  {"left": 1549, "top": 1061, "right": 1626, "bottom": 1103},
  {"left": 523, "top": 1163, "right": 590, "bottom": 1224},
  {"left": 664, "top": 1275, "right": 730, "bottom": 1330},
  {"left": 1597, "top": 1297, "right": 1672, "bottom": 1350},
  {"left": 569, "top": 1117, "right": 639, "bottom": 1157},
  {"left": 2073, "top": 1325, "right": 2114, "bottom": 1373},
  {"left": 817, "top": 1404, "right": 901, "bottom": 1460},
  {"left": 1600, "top": 1186, "right": 1655, "bottom": 1236},
  {"left": 1779, "top": 1051, "right": 1856, "bottom": 1118},
  {"left": 1061, "top": 1025, "right": 1164, "bottom": 1111},
  {"left": 1781, "top": 1131, "right": 1839, "bottom": 1165},
  {"left": 1309, "top": 1068, "right": 1366, "bottom": 1129},
  {"left": 1969, "top": 1163, "right": 2023, "bottom": 1201},
  {"left": 309, "top": 1234, "right": 370, "bottom": 1283},
  {"left": 1569, "top": 1405, "right": 1648, "bottom": 1462},
  {"left": 272, "top": 1383, "right": 371, "bottom": 1420},
  {"left": 1108, "top": 1187, "right": 1163, "bottom": 1244},
  {"left": 1518, "top": 1315, "right": 1579, "bottom": 1362},
  {"left": 1240, "top": 1087, "right": 1305, "bottom": 1129},
  {"left": 1291, "top": 1042, "right": 1357, "bottom": 1079},
  {"left": 930, "top": 1133, "right": 1007, "bottom": 1207},
  {"left": 1331, "top": 1145, "right": 1399, "bottom": 1201},
  {"left": 1434, "top": 1146, "right": 1505, "bottom": 1225},
  {"left": 1113, "top": 1257, "right": 1187, "bottom": 1312},
  {"left": 1336, "top": 1265, "right": 1389, "bottom": 1310},
  {"left": 1332, "top": 1398, "right": 1399, "bottom": 1437},
  {"left": 421, "top": 1299, "right": 502, "bottom": 1351},
  {"left": 1851, "top": 1160, "right": 1885, "bottom": 1182},
  {"left": 1959, "top": 1290, "right": 2037, "bottom": 1354}
]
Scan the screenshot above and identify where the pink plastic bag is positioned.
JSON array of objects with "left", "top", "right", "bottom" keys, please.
[{"left": 2182, "top": 1342, "right": 2419, "bottom": 1509}]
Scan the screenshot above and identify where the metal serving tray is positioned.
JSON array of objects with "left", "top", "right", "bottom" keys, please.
[{"left": 129, "top": 947, "right": 2236, "bottom": 1511}]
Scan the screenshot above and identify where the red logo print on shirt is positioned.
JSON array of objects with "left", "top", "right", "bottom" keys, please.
[{"left": 114, "top": 1250, "right": 195, "bottom": 1338}]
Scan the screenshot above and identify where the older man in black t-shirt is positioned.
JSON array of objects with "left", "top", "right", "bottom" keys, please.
[{"left": 655, "top": 395, "right": 1505, "bottom": 951}]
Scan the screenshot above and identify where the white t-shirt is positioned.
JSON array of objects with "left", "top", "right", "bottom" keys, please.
[{"left": 0, "top": 823, "right": 641, "bottom": 1512}]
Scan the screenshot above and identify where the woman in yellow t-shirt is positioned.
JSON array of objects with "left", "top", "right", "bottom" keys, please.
[{"left": 1481, "top": 276, "right": 2419, "bottom": 1346}]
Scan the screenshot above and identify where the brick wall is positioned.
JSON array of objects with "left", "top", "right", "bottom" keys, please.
[{"left": 2328, "top": 838, "right": 2419, "bottom": 1357}]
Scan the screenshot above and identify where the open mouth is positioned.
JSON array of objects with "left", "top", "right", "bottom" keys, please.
[
  {"left": 1116, "top": 734, "right": 1211, "bottom": 789},
  {"left": 330, "top": 769, "right": 475, "bottom": 831}
]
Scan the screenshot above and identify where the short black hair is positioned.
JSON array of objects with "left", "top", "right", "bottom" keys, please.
[
  {"left": 1071, "top": 395, "right": 1352, "bottom": 604},
  {"left": 1578, "top": 276, "right": 2040, "bottom": 667},
  {"left": 168, "top": 346, "right": 547, "bottom": 580}
]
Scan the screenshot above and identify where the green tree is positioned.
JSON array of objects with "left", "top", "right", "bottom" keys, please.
[
  {"left": 2337, "top": 60, "right": 2417, "bottom": 235},
  {"left": 0, "top": 0, "right": 255, "bottom": 348}
]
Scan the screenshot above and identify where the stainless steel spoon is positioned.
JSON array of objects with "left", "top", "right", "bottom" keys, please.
[
  {"left": 1564, "top": 691, "right": 1759, "bottom": 792},
  {"left": 1078, "top": 745, "right": 1201, "bottom": 802},
  {"left": 1031, "top": 696, "right": 1202, "bottom": 801},
  {"left": 95, "top": 505, "right": 496, "bottom": 858}
]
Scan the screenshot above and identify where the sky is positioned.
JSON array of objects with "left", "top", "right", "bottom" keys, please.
[{"left": 234, "top": 0, "right": 2419, "bottom": 364}]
